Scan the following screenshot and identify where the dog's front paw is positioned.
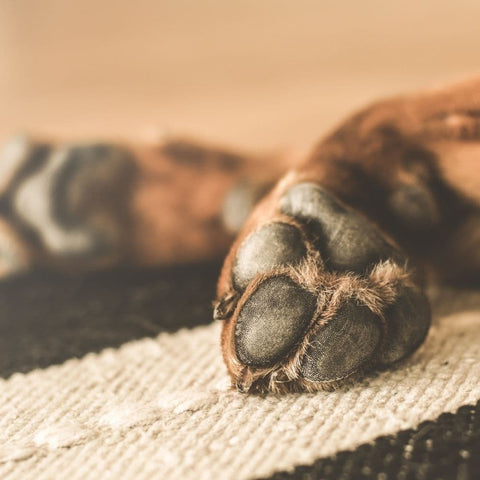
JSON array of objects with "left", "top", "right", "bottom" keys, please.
[
  {"left": 0, "top": 135, "right": 137, "bottom": 272},
  {"left": 216, "top": 182, "right": 431, "bottom": 393}
]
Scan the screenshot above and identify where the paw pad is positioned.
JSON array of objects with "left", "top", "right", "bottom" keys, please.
[
  {"left": 281, "top": 182, "right": 396, "bottom": 272},
  {"left": 233, "top": 222, "right": 307, "bottom": 289},
  {"left": 299, "top": 300, "right": 382, "bottom": 382},
  {"left": 235, "top": 275, "right": 316, "bottom": 367},
  {"left": 221, "top": 181, "right": 431, "bottom": 393}
]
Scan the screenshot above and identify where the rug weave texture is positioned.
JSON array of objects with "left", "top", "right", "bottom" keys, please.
[{"left": 1, "top": 284, "right": 479, "bottom": 480}]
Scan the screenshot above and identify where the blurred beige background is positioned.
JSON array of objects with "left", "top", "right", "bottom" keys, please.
[{"left": 1, "top": 0, "right": 479, "bottom": 154}]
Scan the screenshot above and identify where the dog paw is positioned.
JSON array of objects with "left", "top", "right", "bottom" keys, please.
[
  {"left": 0, "top": 136, "right": 136, "bottom": 271},
  {"left": 217, "top": 182, "right": 431, "bottom": 393}
]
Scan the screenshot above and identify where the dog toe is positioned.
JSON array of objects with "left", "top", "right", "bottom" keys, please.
[
  {"left": 234, "top": 275, "right": 316, "bottom": 368},
  {"left": 299, "top": 300, "right": 382, "bottom": 383}
]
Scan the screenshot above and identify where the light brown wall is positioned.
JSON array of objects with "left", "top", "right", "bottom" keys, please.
[{"left": 1, "top": 0, "right": 479, "bottom": 153}]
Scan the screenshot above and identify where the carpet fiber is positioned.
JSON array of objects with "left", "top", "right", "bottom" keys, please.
[{"left": 0, "top": 266, "right": 479, "bottom": 479}]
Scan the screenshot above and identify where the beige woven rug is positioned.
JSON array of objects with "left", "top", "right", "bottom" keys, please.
[{"left": 1, "top": 288, "right": 479, "bottom": 480}]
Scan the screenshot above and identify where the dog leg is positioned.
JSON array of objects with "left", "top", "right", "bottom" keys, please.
[
  {"left": 0, "top": 135, "right": 287, "bottom": 275},
  {"left": 217, "top": 77, "right": 480, "bottom": 393}
]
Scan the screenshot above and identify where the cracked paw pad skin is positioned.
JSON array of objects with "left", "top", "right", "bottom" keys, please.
[{"left": 216, "top": 78, "right": 480, "bottom": 393}]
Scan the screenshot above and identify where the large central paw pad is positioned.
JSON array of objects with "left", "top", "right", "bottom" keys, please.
[{"left": 218, "top": 182, "right": 431, "bottom": 393}]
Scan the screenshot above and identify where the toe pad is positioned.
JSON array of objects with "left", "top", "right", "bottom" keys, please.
[
  {"left": 281, "top": 182, "right": 398, "bottom": 273},
  {"left": 235, "top": 276, "right": 316, "bottom": 368},
  {"left": 379, "top": 287, "right": 431, "bottom": 365},
  {"left": 233, "top": 222, "right": 306, "bottom": 289},
  {"left": 300, "top": 300, "right": 381, "bottom": 382}
]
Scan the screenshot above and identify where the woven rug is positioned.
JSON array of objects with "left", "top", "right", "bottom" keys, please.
[{"left": 0, "top": 265, "right": 479, "bottom": 479}]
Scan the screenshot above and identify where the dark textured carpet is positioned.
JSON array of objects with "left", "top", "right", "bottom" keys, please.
[
  {"left": 264, "top": 402, "right": 480, "bottom": 480},
  {"left": 0, "top": 263, "right": 220, "bottom": 378}
]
